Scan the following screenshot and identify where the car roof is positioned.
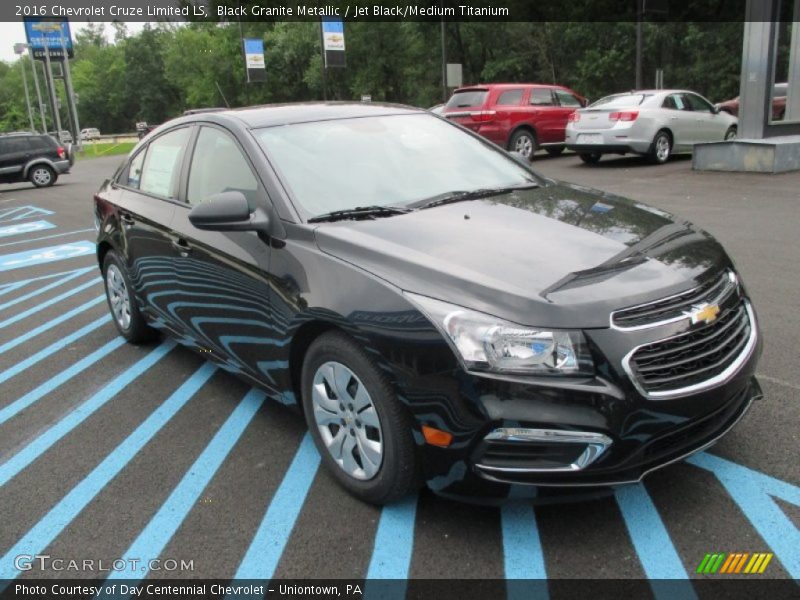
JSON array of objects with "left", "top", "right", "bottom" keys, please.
[
  {"left": 184, "top": 102, "right": 423, "bottom": 129},
  {"left": 455, "top": 83, "right": 567, "bottom": 90}
]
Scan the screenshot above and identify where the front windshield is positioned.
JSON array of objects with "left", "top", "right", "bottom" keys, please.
[{"left": 255, "top": 113, "right": 537, "bottom": 219}]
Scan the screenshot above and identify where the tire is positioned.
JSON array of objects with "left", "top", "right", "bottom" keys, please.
[
  {"left": 578, "top": 152, "right": 601, "bottom": 164},
  {"left": 648, "top": 130, "right": 672, "bottom": 164},
  {"left": 546, "top": 146, "right": 565, "bottom": 157},
  {"left": 508, "top": 129, "right": 537, "bottom": 161},
  {"left": 102, "top": 251, "right": 157, "bottom": 343},
  {"left": 301, "top": 330, "right": 419, "bottom": 504},
  {"left": 29, "top": 165, "right": 56, "bottom": 188},
  {"left": 724, "top": 126, "right": 737, "bottom": 141}
]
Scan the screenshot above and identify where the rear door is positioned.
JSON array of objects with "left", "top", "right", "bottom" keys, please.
[
  {"left": 527, "top": 88, "right": 562, "bottom": 143},
  {"left": 168, "top": 124, "right": 276, "bottom": 387},
  {"left": 0, "top": 137, "right": 32, "bottom": 181},
  {"left": 491, "top": 88, "right": 526, "bottom": 146},
  {"left": 662, "top": 93, "right": 695, "bottom": 149},
  {"left": 552, "top": 89, "right": 584, "bottom": 143}
]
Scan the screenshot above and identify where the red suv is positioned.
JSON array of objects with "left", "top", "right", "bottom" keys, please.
[{"left": 442, "top": 83, "right": 587, "bottom": 160}]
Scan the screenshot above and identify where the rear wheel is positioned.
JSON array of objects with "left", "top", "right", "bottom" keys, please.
[
  {"left": 102, "top": 251, "right": 157, "bottom": 343},
  {"left": 509, "top": 129, "right": 537, "bottom": 161},
  {"left": 301, "top": 330, "right": 419, "bottom": 505},
  {"left": 29, "top": 165, "right": 56, "bottom": 187},
  {"left": 578, "top": 152, "right": 601, "bottom": 164},
  {"left": 648, "top": 130, "right": 672, "bottom": 164},
  {"left": 724, "top": 126, "right": 737, "bottom": 141}
]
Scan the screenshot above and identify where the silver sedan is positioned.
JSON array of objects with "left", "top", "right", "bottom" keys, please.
[{"left": 565, "top": 89, "right": 738, "bottom": 165}]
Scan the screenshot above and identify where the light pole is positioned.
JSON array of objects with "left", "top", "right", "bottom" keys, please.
[{"left": 13, "top": 43, "right": 35, "bottom": 132}]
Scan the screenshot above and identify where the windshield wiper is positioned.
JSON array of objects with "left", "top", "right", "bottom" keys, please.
[
  {"left": 410, "top": 182, "right": 539, "bottom": 210},
  {"left": 308, "top": 205, "right": 414, "bottom": 223}
]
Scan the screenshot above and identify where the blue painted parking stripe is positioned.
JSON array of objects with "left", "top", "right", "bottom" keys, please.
[
  {"left": 0, "top": 206, "right": 54, "bottom": 222},
  {"left": 0, "top": 314, "right": 111, "bottom": 386},
  {"left": 0, "top": 277, "right": 101, "bottom": 329},
  {"left": 233, "top": 433, "right": 320, "bottom": 579},
  {"left": 0, "top": 361, "right": 215, "bottom": 582},
  {"left": 0, "top": 228, "right": 95, "bottom": 248},
  {"left": 0, "top": 340, "right": 176, "bottom": 487},
  {"left": 0, "top": 240, "right": 95, "bottom": 272},
  {"left": 0, "top": 337, "right": 125, "bottom": 426},
  {"left": 687, "top": 452, "right": 800, "bottom": 579},
  {"left": 0, "top": 220, "right": 55, "bottom": 239},
  {"left": 364, "top": 494, "right": 418, "bottom": 599},
  {"left": 615, "top": 485, "right": 696, "bottom": 599},
  {"left": 0, "top": 268, "right": 94, "bottom": 313},
  {"left": 501, "top": 502, "right": 548, "bottom": 600},
  {"left": 106, "top": 388, "right": 265, "bottom": 583},
  {"left": 0, "top": 295, "right": 105, "bottom": 356}
]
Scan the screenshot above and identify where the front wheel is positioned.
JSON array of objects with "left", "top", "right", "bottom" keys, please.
[
  {"left": 301, "top": 331, "right": 419, "bottom": 504},
  {"left": 578, "top": 152, "right": 601, "bottom": 164},
  {"left": 102, "top": 251, "right": 157, "bottom": 343},
  {"left": 508, "top": 130, "right": 537, "bottom": 161},
  {"left": 29, "top": 165, "right": 56, "bottom": 188},
  {"left": 648, "top": 130, "right": 672, "bottom": 164}
]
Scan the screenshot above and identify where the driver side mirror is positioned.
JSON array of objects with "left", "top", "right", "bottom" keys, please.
[{"left": 188, "top": 191, "right": 270, "bottom": 233}]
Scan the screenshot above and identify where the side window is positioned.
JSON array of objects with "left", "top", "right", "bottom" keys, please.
[
  {"left": 126, "top": 150, "right": 146, "bottom": 189},
  {"left": 686, "top": 94, "right": 713, "bottom": 113},
  {"left": 139, "top": 127, "right": 191, "bottom": 199},
  {"left": 6, "top": 138, "right": 30, "bottom": 153},
  {"left": 555, "top": 90, "right": 582, "bottom": 107},
  {"left": 662, "top": 95, "right": 677, "bottom": 110},
  {"left": 187, "top": 127, "right": 258, "bottom": 208},
  {"left": 496, "top": 89, "right": 523, "bottom": 106},
  {"left": 670, "top": 94, "right": 687, "bottom": 110},
  {"left": 529, "top": 88, "right": 555, "bottom": 106}
]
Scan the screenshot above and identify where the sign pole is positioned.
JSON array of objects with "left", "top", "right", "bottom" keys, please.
[
  {"left": 42, "top": 47, "right": 62, "bottom": 136},
  {"left": 60, "top": 33, "right": 81, "bottom": 149},
  {"left": 14, "top": 44, "right": 36, "bottom": 132},
  {"left": 319, "top": 20, "right": 327, "bottom": 101},
  {"left": 27, "top": 48, "right": 46, "bottom": 131}
]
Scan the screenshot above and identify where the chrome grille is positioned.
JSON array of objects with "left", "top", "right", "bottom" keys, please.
[
  {"left": 627, "top": 301, "right": 753, "bottom": 395},
  {"left": 612, "top": 271, "right": 737, "bottom": 330}
]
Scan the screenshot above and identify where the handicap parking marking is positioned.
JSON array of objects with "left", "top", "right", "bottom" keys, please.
[
  {"left": 0, "top": 221, "right": 56, "bottom": 239},
  {"left": 0, "top": 206, "right": 55, "bottom": 222},
  {"left": 0, "top": 241, "right": 95, "bottom": 272}
]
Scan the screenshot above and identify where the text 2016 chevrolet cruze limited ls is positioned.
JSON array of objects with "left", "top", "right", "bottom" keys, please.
[{"left": 95, "top": 103, "right": 762, "bottom": 504}]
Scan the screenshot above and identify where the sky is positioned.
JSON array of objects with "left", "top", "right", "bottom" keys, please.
[{"left": 0, "top": 21, "right": 146, "bottom": 63}]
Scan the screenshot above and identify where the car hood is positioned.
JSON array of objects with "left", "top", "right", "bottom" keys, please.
[{"left": 313, "top": 181, "right": 732, "bottom": 328}]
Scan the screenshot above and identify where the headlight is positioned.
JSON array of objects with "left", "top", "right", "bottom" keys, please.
[{"left": 406, "top": 293, "right": 594, "bottom": 376}]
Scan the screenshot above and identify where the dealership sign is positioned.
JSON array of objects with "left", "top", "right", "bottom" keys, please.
[
  {"left": 23, "top": 17, "right": 73, "bottom": 59},
  {"left": 321, "top": 18, "right": 345, "bottom": 68},
  {"left": 243, "top": 38, "right": 265, "bottom": 82}
]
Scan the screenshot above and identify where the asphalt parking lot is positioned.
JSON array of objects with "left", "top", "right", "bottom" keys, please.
[{"left": 0, "top": 152, "right": 797, "bottom": 596}]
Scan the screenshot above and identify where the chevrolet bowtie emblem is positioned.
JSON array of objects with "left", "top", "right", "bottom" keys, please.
[{"left": 687, "top": 303, "right": 720, "bottom": 325}]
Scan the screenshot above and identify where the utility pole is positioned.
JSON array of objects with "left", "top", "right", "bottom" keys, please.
[
  {"left": 14, "top": 44, "right": 35, "bottom": 132},
  {"left": 441, "top": 7, "right": 447, "bottom": 102},
  {"left": 635, "top": 0, "right": 643, "bottom": 89}
]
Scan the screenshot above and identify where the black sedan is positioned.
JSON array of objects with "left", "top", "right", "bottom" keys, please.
[{"left": 94, "top": 103, "right": 762, "bottom": 504}]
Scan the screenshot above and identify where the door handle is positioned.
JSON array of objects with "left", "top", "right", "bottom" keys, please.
[{"left": 171, "top": 238, "right": 192, "bottom": 257}]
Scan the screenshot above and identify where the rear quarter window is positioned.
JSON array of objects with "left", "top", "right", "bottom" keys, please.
[{"left": 446, "top": 90, "right": 489, "bottom": 109}]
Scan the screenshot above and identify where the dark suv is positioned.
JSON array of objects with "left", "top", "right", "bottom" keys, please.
[{"left": 0, "top": 132, "right": 72, "bottom": 188}]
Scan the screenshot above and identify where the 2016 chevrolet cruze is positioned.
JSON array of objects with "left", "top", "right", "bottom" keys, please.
[{"left": 95, "top": 103, "right": 762, "bottom": 504}]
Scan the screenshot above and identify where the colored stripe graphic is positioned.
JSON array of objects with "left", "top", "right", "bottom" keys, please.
[
  {"left": 0, "top": 340, "right": 176, "bottom": 487},
  {"left": 615, "top": 485, "right": 697, "bottom": 600},
  {"left": 364, "top": 494, "right": 419, "bottom": 600},
  {"left": 0, "top": 267, "right": 94, "bottom": 312},
  {"left": 502, "top": 502, "right": 548, "bottom": 600},
  {"left": 233, "top": 433, "right": 320, "bottom": 579},
  {"left": 0, "top": 240, "right": 95, "bottom": 272},
  {"left": 0, "top": 206, "right": 54, "bottom": 222},
  {"left": 0, "top": 336, "right": 125, "bottom": 426},
  {"left": 105, "top": 388, "right": 264, "bottom": 585},
  {"left": 0, "top": 295, "right": 105, "bottom": 356},
  {"left": 0, "top": 220, "right": 55, "bottom": 238},
  {"left": 0, "top": 361, "right": 215, "bottom": 582},
  {"left": 687, "top": 452, "right": 800, "bottom": 579},
  {"left": 0, "top": 314, "right": 111, "bottom": 386},
  {"left": 0, "top": 277, "right": 101, "bottom": 329}
]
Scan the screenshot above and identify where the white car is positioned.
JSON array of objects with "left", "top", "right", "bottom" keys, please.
[
  {"left": 80, "top": 127, "right": 101, "bottom": 140},
  {"left": 565, "top": 89, "right": 738, "bottom": 165}
]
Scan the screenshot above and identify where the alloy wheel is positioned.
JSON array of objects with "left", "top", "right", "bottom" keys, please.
[
  {"left": 656, "top": 134, "right": 671, "bottom": 161},
  {"left": 515, "top": 135, "right": 534, "bottom": 158},
  {"left": 32, "top": 167, "right": 52, "bottom": 186},
  {"left": 311, "top": 361, "right": 384, "bottom": 480},
  {"left": 106, "top": 264, "right": 132, "bottom": 330}
]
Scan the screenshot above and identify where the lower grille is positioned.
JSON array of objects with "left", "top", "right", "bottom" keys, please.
[{"left": 627, "top": 301, "right": 753, "bottom": 395}]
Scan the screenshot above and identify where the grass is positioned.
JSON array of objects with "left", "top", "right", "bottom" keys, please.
[{"left": 76, "top": 141, "right": 137, "bottom": 160}]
